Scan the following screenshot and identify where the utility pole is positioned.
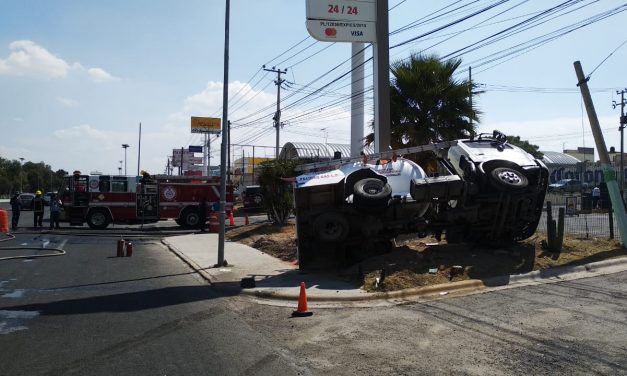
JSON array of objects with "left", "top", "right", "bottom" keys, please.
[
  {"left": 217, "top": 0, "right": 230, "bottom": 267},
  {"left": 263, "top": 66, "right": 287, "bottom": 159},
  {"left": 137, "top": 122, "right": 142, "bottom": 176},
  {"left": 612, "top": 89, "right": 627, "bottom": 193},
  {"left": 227, "top": 120, "right": 231, "bottom": 182},
  {"left": 574, "top": 60, "right": 627, "bottom": 247}
]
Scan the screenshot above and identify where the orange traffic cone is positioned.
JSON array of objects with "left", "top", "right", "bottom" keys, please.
[
  {"left": 292, "top": 282, "right": 313, "bottom": 317},
  {"left": 244, "top": 213, "right": 249, "bottom": 225},
  {"left": 228, "top": 210, "right": 235, "bottom": 226}
]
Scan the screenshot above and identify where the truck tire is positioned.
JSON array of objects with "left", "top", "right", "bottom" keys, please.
[
  {"left": 86, "top": 209, "right": 111, "bottom": 229},
  {"left": 353, "top": 178, "right": 392, "bottom": 209},
  {"left": 313, "top": 212, "right": 349, "bottom": 242},
  {"left": 490, "top": 167, "right": 528, "bottom": 190},
  {"left": 181, "top": 208, "right": 201, "bottom": 228}
]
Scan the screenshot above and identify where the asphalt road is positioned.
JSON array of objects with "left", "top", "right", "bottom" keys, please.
[
  {"left": 236, "top": 271, "right": 627, "bottom": 375},
  {"left": 0, "top": 233, "right": 304, "bottom": 376}
]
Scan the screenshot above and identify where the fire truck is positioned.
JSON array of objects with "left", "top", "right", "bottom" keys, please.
[{"left": 57, "top": 171, "right": 234, "bottom": 229}]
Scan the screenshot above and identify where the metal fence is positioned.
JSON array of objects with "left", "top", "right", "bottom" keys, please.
[{"left": 538, "top": 192, "right": 621, "bottom": 241}]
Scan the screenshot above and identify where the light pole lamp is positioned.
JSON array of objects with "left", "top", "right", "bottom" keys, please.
[{"left": 122, "top": 144, "right": 130, "bottom": 175}]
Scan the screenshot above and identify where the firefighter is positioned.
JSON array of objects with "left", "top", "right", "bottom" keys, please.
[
  {"left": 33, "top": 190, "right": 45, "bottom": 228},
  {"left": 9, "top": 191, "right": 21, "bottom": 230},
  {"left": 49, "top": 193, "right": 62, "bottom": 229}
]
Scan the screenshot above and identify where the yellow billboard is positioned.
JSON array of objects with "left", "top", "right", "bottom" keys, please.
[{"left": 191, "top": 116, "right": 221, "bottom": 134}]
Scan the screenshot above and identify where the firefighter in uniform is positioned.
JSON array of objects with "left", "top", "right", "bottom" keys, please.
[
  {"left": 9, "top": 191, "right": 21, "bottom": 230},
  {"left": 33, "top": 190, "right": 45, "bottom": 228}
]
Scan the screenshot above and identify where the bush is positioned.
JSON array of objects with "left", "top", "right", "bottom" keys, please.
[{"left": 258, "top": 159, "right": 301, "bottom": 225}]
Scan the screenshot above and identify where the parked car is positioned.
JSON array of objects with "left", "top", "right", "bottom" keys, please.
[
  {"left": 43, "top": 191, "right": 57, "bottom": 206},
  {"left": 548, "top": 179, "right": 587, "bottom": 193},
  {"left": 18, "top": 193, "right": 35, "bottom": 210},
  {"left": 242, "top": 185, "right": 264, "bottom": 211}
]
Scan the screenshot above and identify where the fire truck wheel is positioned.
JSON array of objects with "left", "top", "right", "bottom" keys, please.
[
  {"left": 313, "top": 211, "right": 349, "bottom": 242},
  {"left": 181, "top": 209, "right": 201, "bottom": 228},
  {"left": 86, "top": 210, "right": 111, "bottom": 229}
]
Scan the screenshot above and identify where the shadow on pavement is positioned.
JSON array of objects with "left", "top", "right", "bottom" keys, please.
[{"left": 1, "top": 285, "right": 237, "bottom": 316}]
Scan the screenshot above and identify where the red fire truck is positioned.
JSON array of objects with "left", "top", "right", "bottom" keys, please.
[{"left": 57, "top": 171, "right": 234, "bottom": 229}]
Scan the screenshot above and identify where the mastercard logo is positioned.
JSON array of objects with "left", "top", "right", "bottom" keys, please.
[{"left": 325, "top": 28, "right": 337, "bottom": 37}]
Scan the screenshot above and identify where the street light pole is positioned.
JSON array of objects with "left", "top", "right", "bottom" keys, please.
[
  {"left": 122, "top": 144, "right": 130, "bottom": 175},
  {"left": 19, "top": 157, "right": 24, "bottom": 192}
]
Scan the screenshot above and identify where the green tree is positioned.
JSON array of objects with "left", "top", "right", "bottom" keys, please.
[
  {"left": 258, "top": 159, "right": 301, "bottom": 225},
  {"left": 506, "top": 135, "right": 544, "bottom": 159},
  {"left": 366, "top": 53, "right": 479, "bottom": 147}
]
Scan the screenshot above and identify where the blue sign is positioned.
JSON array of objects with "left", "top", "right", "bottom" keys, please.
[{"left": 188, "top": 145, "right": 203, "bottom": 153}]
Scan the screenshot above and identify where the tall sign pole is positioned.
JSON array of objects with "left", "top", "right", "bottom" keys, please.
[
  {"left": 218, "top": 0, "right": 230, "bottom": 266},
  {"left": 373, "top": 0, "right": 390, "bottom": 153},
  {"left": 306, "top": 0, "right": 384, "bottom": 151},
  {"left": 574, "top": 61, "right": 627, "bottom": 247}
]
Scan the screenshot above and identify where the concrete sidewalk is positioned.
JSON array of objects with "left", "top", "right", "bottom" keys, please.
[
  {"left": 162, "top": 233, "right": 372, "bottom": 304},
  {"left": 162, "top": 233, "right": 627, "bottom": 307}
]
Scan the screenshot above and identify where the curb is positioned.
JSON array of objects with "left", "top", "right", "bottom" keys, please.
[
  {"left": 161, "top": 239, "right": 216, "bottom": 285},
  {"left": 162, "top": 237, "right": 627, "bottom": 304}
]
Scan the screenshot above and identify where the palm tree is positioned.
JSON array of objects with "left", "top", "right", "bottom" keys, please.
[{"left": 366, "top": 53, "right": 479, "bottom": 147}]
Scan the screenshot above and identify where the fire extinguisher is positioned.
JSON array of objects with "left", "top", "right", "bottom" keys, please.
[
  {"left": 126, "top": 241, "right": 133, "bottom": 257},
  {"left": 117, "top": 238, "right": 125, "bottom": 257}
]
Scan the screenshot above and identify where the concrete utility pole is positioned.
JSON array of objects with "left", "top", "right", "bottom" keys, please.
[
  {"left": 574, "top": 61, "right": 627, "bottom": 247},
  {"left": 217, "top": 0, "right": 230, "bottom": 267},
  {"left": 613, "top": 89, "right": 627, "bottom": 192},
  {"left": 264, "top": 66, "right": 287, "bottom": 159},
  {"left": 373, "top": 0, "right": 390, "bottom": 153}
]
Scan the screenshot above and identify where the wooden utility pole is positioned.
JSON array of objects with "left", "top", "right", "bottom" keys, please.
[
  {"left": 574, "top": 61, "right": 627, "bottom": 247},
  {"left": 264, "top": 66, "right": 287, "bottom": 159}
]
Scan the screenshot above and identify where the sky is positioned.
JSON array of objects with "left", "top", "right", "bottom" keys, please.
[{"left": 1, "top": 0, "right": 626, "bottom": 176}]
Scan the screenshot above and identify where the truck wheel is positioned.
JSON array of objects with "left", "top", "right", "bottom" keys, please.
[
  {"left": 490, "top": 167, "right": 528, "bottom": 190},
  {"left": 353, "top": 178, "right": 392, "bottom": 208},
  {"left": 313, "top": 212, "right": 349, "bottom": 242},
  {"left": 181, "top": 209, "right": 200, "bottom": 228},
  {"left": 86, "top": 210, "right": 110, "bottom": 229}
]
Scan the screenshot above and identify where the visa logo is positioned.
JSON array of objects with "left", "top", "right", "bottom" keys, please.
[{"left": 351, "top": 31, "right": 363, "bottom": 36}]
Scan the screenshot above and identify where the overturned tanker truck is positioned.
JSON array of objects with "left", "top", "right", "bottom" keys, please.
[{"left": 293, "top": 131, "right": 549, "bottom": 270}]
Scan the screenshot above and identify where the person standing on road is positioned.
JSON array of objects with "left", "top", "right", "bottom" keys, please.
[
  {"left": 592, "top": 186, "right": 601, "bottom": 209},
  {"left": 9, "top": 191, "right": 21, "bottom": 230},
  {"left": 33, "top": 190, "right": 45, "bottom": 228},
  {"left": 49, "top": 193, "right": 62, "bottom": 229}
]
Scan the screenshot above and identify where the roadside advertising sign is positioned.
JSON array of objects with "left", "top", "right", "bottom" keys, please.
[
  {"left": 306, "top": 0, "right": 376, "bottom": 43},
  {"left": 191, "top": 116, "right": 221, "bottom": 134},
  {"left": 189, "top": 145, "right": 203, "bottom": 153}
]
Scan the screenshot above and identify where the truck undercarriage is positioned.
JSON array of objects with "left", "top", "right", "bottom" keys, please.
[{"left": 294, "top": 132, "right": 549, "bottom": 270}]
